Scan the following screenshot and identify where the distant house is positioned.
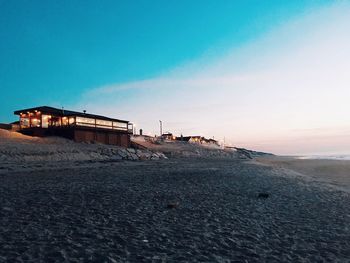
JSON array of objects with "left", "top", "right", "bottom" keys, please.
[
  {"left": 14, "top": 106, "right": 133, "bottom": 147},
  {"left": 176, "top": 135, "right": 202, "bottom": 143},
  {"left": 176, "top": 135, "right": 219, "bottom": 146},
  {"left": 161, "top": 132, "right": 176, "bottom": 140},
  {"left": 187, "top": 136, "right": 203, "bottom": 143},
  {"left": 176, "top": 135, "right": 200, "bottom": 143}
]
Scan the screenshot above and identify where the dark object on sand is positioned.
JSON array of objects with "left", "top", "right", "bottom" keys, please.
[
  {"left": 257, "top": 193, "right": 270, "bottom": 199},
  {"left": 167, "top": 202, "right": 179, "bottom": 209}
]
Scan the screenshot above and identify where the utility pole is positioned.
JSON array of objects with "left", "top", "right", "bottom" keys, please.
[{"left": 159, "top": 120, "right": 163, "bottom": 136}]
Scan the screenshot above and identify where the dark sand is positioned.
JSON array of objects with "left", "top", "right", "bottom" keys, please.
[{"left": 1, "top": 158, "right": 350, "bottom": 262}]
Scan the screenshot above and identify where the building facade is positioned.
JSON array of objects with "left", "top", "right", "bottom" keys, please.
[{"left": 14, "top": 106, "right": 133, "bottom": 147}]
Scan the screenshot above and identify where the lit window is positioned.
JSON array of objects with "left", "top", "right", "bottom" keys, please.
[
  {"left": 31, "top": 118, "right": 41, "bottom": 127},
  {"left": 20, "top": 118, "right": 30, "bottom": 128},
  {"left": 96, "top": 119, "right": 112, "bottom": 128},
  {"left": 62, "top": 117, "right": 69, "bottom": 126},
  {"left": 113, "top": 121, "right": 128, "bottom": 130},
  {"left": 76, "top": 117, "right": 95, "bottom": 127},
  {"left": 42, "top": 115, "right": 51, "bottom": 128}
]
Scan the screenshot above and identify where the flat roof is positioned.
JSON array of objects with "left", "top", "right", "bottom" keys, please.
[{"left": 14, "top": 106, "right": 129, "bottom": 123}]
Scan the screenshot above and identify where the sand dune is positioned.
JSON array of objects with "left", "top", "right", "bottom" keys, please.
[
  {"left": 0, "top": 130, "right": 248, "bottom": 174},
  {"left": 0, "top": 129, "right": 167, "bottom": 173}
]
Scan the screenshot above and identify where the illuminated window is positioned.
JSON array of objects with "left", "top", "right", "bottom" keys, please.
[
  {"left": 96, "top": 119, "right": 112, "bottom": 128},
  {"left": 113, "top": 121, "right": 128, "bottom": 130},
  {"left": 31, "top": 118, "right": 41, "bottom": 128},
  {"left": 76, "top": 117, "right": 95, "bottom": 127},
  {"left": 69, "top": 117, "right": 75, "bottom": 125},
  {"left": 42, "top": 115, "right": 51, "bottom": 128},
  {"left": 62, "top": 117, "right": 69, "bottom": 126},
  {"left": 50, "top": 117, "right": 61, "bottom": 127},
  {"left": 20, "top": 117, "right": 30, "bottom": 128}
]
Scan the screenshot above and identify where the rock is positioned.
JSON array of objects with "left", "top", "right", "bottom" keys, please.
[
  {"left": 128, "top": 153, "right": 139, "bottom": 161},
  {"left": 167, "top": 202, "right": 179, "bottom": 209},
  {"left": 127, "top": 148, "right": 136, "bottom": 154},
  {"left": 111, "top": 155, "right": 123, "bottom": 161},
  {"left": 117, "top": 149, "right": 128, "bottom": 158},
  {"left": 257, "top": 193, "right": 269, "bottom": 199},
  {"left": 155, "top": 152, "right": 167, "bottom": 159},
  {"left": 151, "top": 154, "right": 159, "bottom": 160},
  {"left": 138, "top": 152, "right": 151, "bottom": 160}
]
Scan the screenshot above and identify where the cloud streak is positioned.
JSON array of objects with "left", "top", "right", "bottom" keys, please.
[{"left": 74, "top": 2, "right": 350, "bottom": 155}]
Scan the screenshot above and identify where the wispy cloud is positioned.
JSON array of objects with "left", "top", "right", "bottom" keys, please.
[{"left": 74, "top": 2, "right": 350, "bottom": 155}]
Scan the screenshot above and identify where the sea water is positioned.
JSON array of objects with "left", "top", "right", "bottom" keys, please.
[{"left": 296, "top": 155, "right": 350, "bottom": 160}]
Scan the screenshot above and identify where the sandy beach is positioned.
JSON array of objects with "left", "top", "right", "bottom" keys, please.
[
  {"left": 2, "top": 1, "right": 350, "bottom": 261},
  {"left": 1, "top": 156, "right": 350, "bottom": 262},
  {"left": 1, "top": 130, "right": 350, "bottom": 262},
  {"left": 256, "top": 156, "right": 350, "bottom": 193}
]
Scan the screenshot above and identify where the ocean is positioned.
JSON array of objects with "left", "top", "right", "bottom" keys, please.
[{"left": 296, "top": 155, "right": 350, "bottom": 160}]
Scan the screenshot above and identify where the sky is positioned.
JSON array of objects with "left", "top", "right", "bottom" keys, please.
[{"left": 1, "top": 0, "right": 350, "bottom": 155}]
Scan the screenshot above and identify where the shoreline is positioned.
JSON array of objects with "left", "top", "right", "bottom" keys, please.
[{"left": 255, "top": 156, "right": 350, "bottom": 193}]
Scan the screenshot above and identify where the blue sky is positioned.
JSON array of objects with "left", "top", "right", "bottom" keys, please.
[
  {"left": 2, "top": 1, "right": 350, "bottom": 155},
  {"left": 0, "top": 0, "right": 328, "bottom": 118}
]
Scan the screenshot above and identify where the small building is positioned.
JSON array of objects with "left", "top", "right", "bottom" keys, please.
[
  {"left": 176, "top": 135, "right": 203, "bottom": 143},
  {"left": 187, "top": 136, "right": 203, "bottom": 143},
  {"left": 176, "top": 135, "right": 219, "bottom": 146},
  {"left": 14, "top": 106, "right": 133, "bottom": 147},
  {"left": 161, "top": 132, "right": 176, "bottom": 141}
]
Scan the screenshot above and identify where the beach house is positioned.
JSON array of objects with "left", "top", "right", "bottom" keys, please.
[
  {"left": 176, "top": 136, "right": 203, "bottom": 143},
  {"left": 176, "top": 136, "right": 219, "bottom": 146},
  {"left": 14, "top": 106, "right": 133, "bottom": 147},
  {"left": 161, "top": 132, "right": 176, "bottom": 141}
]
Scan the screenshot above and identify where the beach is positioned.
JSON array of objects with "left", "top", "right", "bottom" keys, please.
[
  {"left": 256, "top": 156, "right": 350, "bottom": 193},
  {"left": 1, "top": 156, "right": 350, "bottom": 262},
  {"left": 2, "top": 1, "right": 350, "bottom": 261}
]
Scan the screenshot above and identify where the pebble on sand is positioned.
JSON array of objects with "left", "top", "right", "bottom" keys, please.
[
  {"left": 167, "top": 202, "right": 180, "bottom": 209},
  {"left": 257, "top": 193, "right": 270, "bottom": 199}
]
